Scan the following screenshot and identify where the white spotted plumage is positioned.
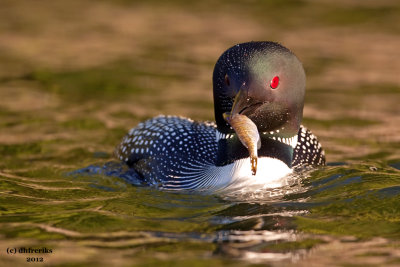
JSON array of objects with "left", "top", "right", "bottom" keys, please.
[{"left": 292, "top": 125, "right": 325, "bottom": 168}]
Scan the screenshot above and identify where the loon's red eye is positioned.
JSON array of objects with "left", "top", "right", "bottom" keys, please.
[{"left": 270, "top": 76, "right": 279, "bottom": 89}]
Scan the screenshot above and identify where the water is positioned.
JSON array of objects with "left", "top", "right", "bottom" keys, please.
[{"left": 1, "top": 0, "right": 400, "bottom": 266}]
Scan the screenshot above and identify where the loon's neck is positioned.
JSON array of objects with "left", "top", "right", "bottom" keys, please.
[{"left": 215, "top": 132, "right": 294, "bottom": 168}]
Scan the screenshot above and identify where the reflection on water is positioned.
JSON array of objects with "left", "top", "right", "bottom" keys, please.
[
  {"left": 216, "top": 170, "right": 313, "bottom": 202},
  {"left": 1, "top": 161, "right": 400, "bottom": 265}
]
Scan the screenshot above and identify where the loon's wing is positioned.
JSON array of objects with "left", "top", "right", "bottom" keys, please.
[
  {"left": 115, "top": 116, "right": 218, "bottom": 188},
  {"left": 292, "top": 125, "right": 326, "bottom": 168}
]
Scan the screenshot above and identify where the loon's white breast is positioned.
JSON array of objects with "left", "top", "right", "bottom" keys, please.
[{"left": 193, "top": 156, "right": 292, "bottom": 192}]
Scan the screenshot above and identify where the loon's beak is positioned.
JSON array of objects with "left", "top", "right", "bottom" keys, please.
[
  {"left": 225, "top": 85, "right": 262, "bottom": 150},
  {"left": 223, "top": 86, "right": 261, "bottom": 175},
  {"left": 230, "top": 84, "right": 264, "bottom": 118}
]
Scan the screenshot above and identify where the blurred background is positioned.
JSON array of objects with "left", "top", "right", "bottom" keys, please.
[{"left": 0, "top": 0, "right": 400, "bottom": 266}]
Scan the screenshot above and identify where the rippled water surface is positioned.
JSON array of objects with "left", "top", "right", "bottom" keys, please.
[{"left": 1, "top": 0, "right": 400, "bottom": 266}]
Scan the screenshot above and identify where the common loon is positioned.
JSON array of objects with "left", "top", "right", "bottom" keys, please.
[{"left": 114, "top": 41, "right": 325, "bottom": 191}]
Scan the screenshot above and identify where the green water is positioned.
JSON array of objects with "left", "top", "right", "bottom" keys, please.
[{"left": 1, "top": 0, "right": 400, "bottom": 266}]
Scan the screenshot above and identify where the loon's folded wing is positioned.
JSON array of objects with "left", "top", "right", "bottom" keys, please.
[{"left": 115, "top": 116, "right": 218, "bottom": 188}]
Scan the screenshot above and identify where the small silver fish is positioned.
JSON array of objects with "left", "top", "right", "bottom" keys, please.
[{"left": 223, "top": 113, "right": 261, "bottom": 175}]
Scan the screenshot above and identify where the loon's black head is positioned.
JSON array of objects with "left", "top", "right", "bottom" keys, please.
[{"left": 213, "top": 41, "right": 305, "bottom": 140}]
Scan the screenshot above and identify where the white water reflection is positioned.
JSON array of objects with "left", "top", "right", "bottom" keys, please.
[
  {"left": 213, "top": 230, "right": 307, "bottom": 263},
  {"left": 216, "top": 171, "right": 312, "bottom": 203}
]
